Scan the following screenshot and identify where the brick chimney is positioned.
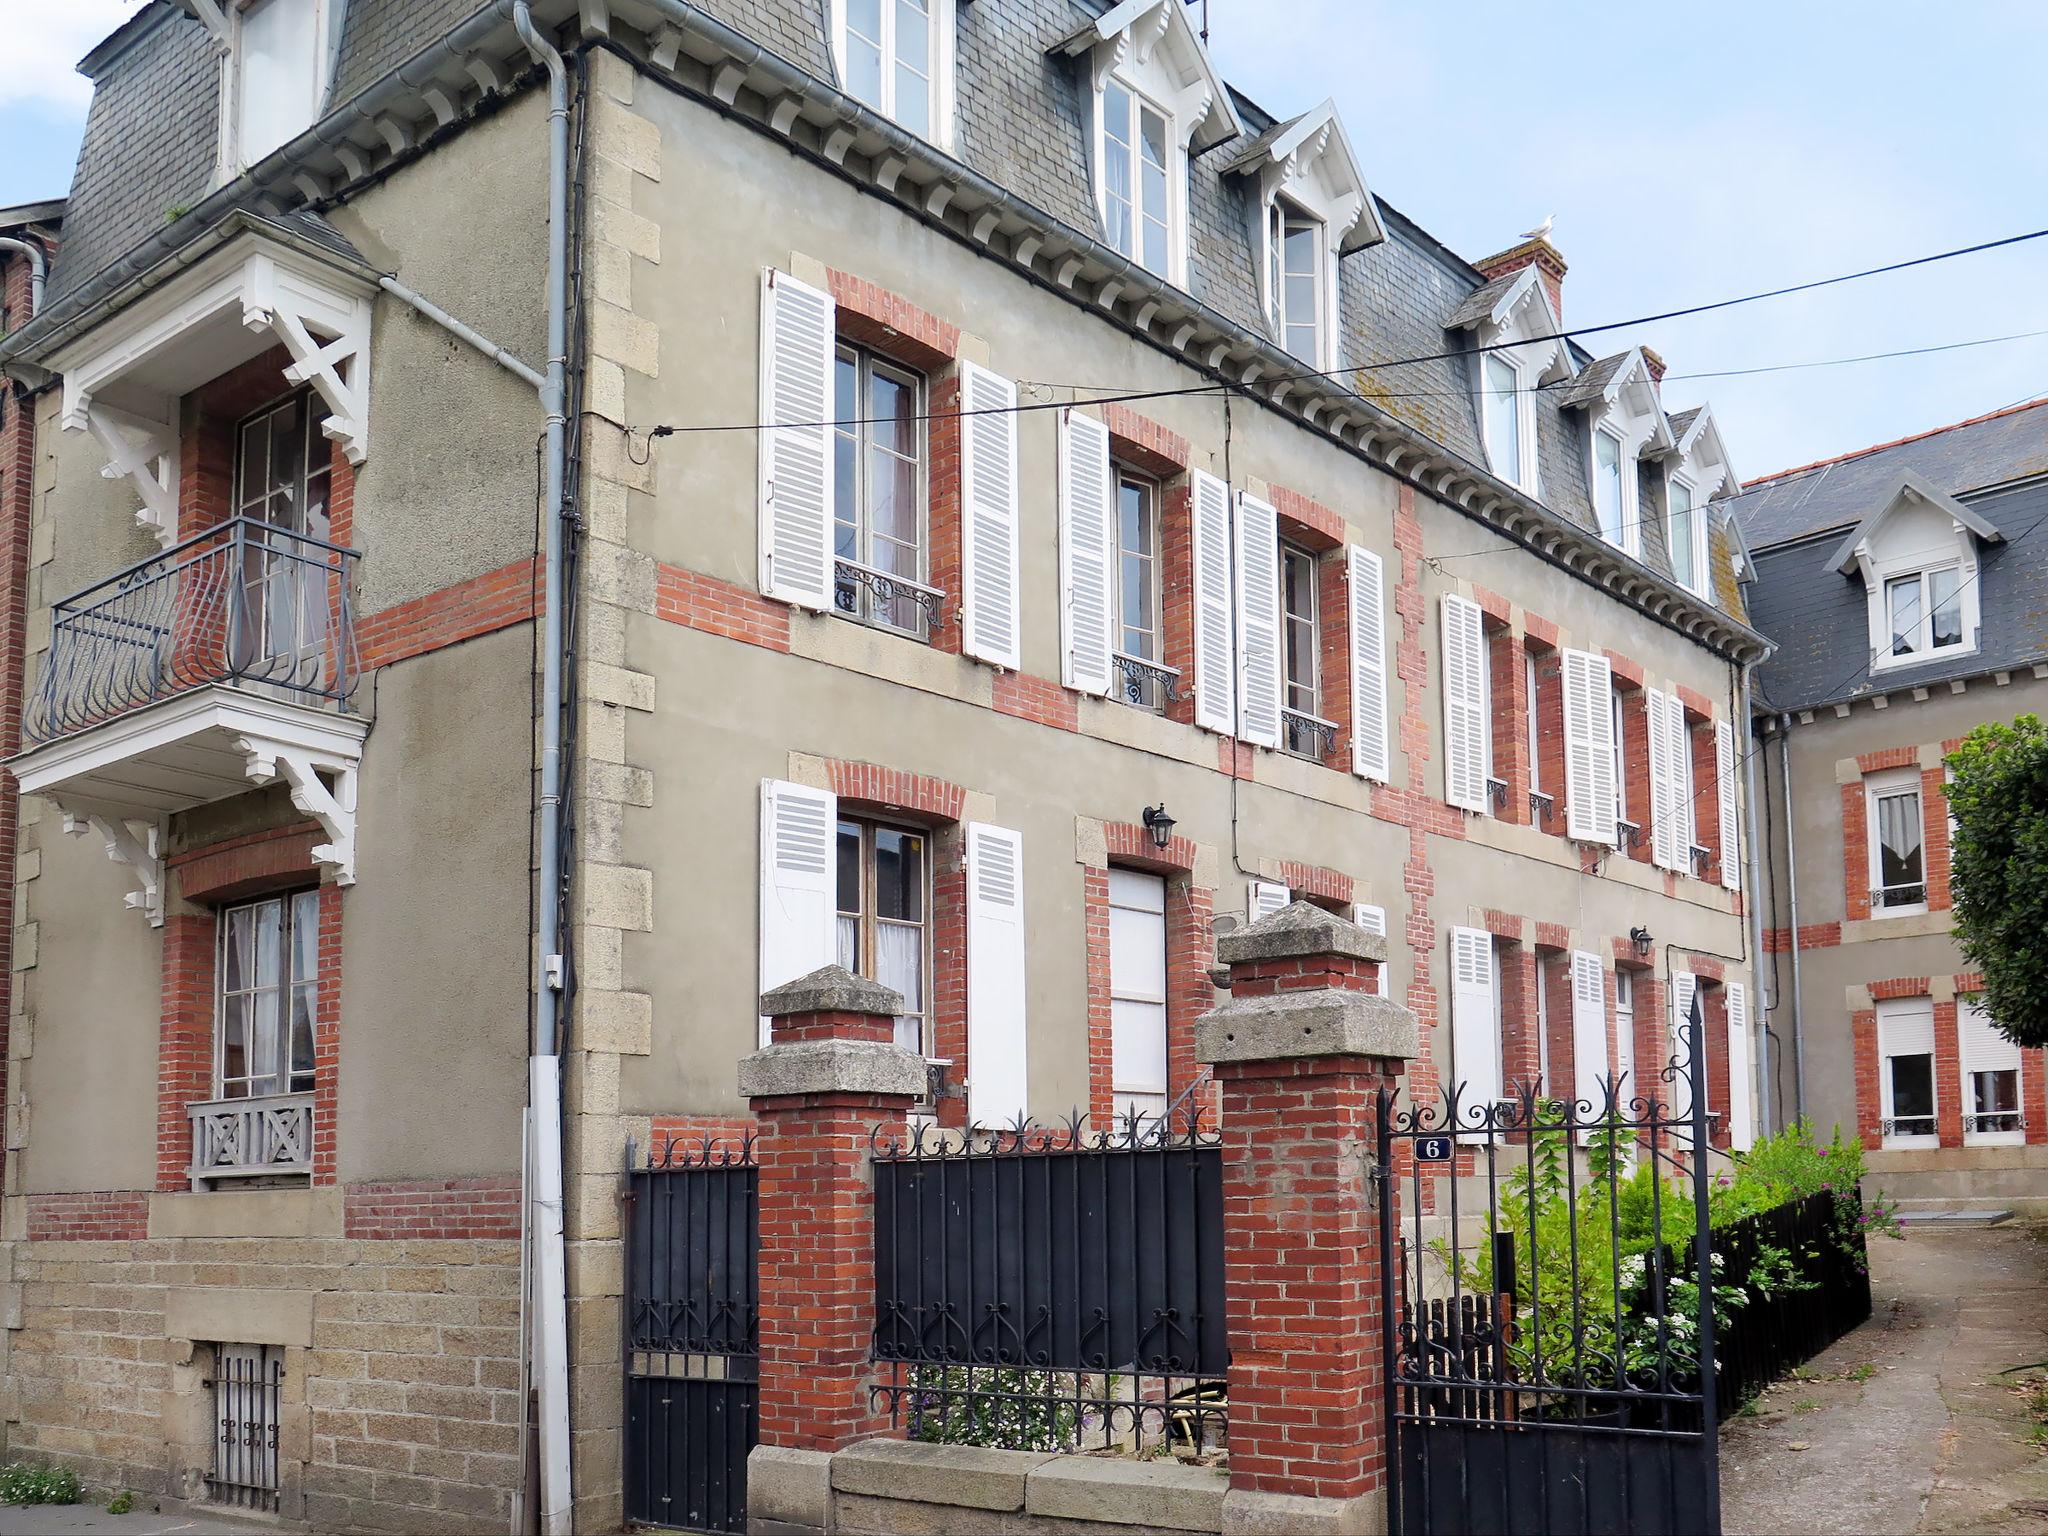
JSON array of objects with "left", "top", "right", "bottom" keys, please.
[
  {"left": 1641, "top": 347, "right": 1668, "bottom": 383},
  {"left": 1475, "top": 235, "right": 1567, "bottom": 322}
]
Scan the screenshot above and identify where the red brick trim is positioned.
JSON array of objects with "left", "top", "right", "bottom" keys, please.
[
  {"left": 312, "top": 885, "right": 343, "bottom": 1185},
  {"left": 1275, "top": 861, "right": 1353, "bottom": 904},
  {"left": 357, "top": 556, "right": 541, "bottom": 670},
  {"left": 170, "top": 823, "right": 324, "bottom": 904},
  {"left": 157, "top": 914, "right": 215, "bottom": 1192},
  {"left": 1499, "top": 940, "right": 1539, "bottom": 1087},
  {"left": 25, "top": 1191, "right": 149, "bottom": 1242},
  {"left": 1103, "top": 820, "right": 1201, "bottom": 875},
  {"left": 1482, "top": 909, "right": 1528, "bottom": 942},
  {"left": 1270, "top": 485, "right": 1345, "bottom": 552},
  {"left": 1489, "top": 628, "right": 1532, "bottom": 826},
  {"left": 654, "top": 562, "right": 793, "bottom": 651},
  {"left": 1468, "top": 583, "right": 1512, "bottom": 626},
  {"left": 992, "top": 671, "right": 1077, "bottom": 731},
  {"left": 927, "top": 374, "right": 965, "bottom": 657},
  {"left": 1763, "top": 922, "right": 1844, "bottom": 953},
  {"left": 1676, "top": 684, "right": 1716, "bottom": 721},
  {"left": 1102, "top": 403, "right": 1192, "bottom": 476},
  {"left": 1603, "top": 649, "right": 1647, "bottom": 688},
  {"left": 1840, "top": 781, "right": 1870, "bottom": 922},
  {"left": 1856, "top": 745, "right": 1920, "bottom": 773},
  {"left": 1868, "top": 976, "right": 1929, "bottom": 1001},
  {"left": 1316, "top": 551, "right": 1353, "bottom": 767},
  {"left": 826, "top": 268, "right": 961, "bottom": 370},
  {"left": 342, "top": 1176, "right": 521, "bottom": 1239},
  {"left": 1082, "top": 865, "right": 1113, "bottom": 1124},
  {"left": 1923, "top": 764, "right": 1952, "bottom": 911},
  {"left": 826, "top": 761, "right": 968, "bottom": 823},
  {"left": 1933, "top": 999, "right": 1963, "bottom": 1146},
  {"left": 1851, "top": 1007, "right": 1880, "bottom": 1148},
  {"left": 1523, "top": 612, "right": 1561, "bottom": 651}
]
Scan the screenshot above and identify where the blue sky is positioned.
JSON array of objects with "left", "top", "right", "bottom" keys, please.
[{"left": 5, "top": 1, "right": 2045, "bottom": 475}]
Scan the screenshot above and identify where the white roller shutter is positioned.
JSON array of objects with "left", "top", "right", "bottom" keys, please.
[
  {"left": 966, "top": 822, "right": 1028, "bottom": 1126},
  {"left": 1353, "top": 903, "right": 1391, "bottom": 998},
  {"left": 1248, "top": 880, "right": 1289, "bottom": 921},
  {"left": 1563, "top": 649, "right": 1616, "bottom": 844},
  {"left": 1571, "top": 951, "right": 1609, "bottom": 1112},
  {"left": 1667, "top": 971, "right": 1699, "bottom": 1120},
  {"left": 1717, "top": 721, "right": 1740, "bottom": 890},
  {"left": 1348, "top": 546, "right": 1390, "bottom": 780},
  {"left": 1646, "top": 689, "right": 1682, "bottom": 871},
  {"left": 960, "top": 361, "right": 1021, "bottom": 668},
  {"left": 1726, "top": 982, "right": 1754, "bottom": 1149},
  {"left": 757, "top": 269, "right": 836, "bottom": 608},
  {"left": 1058, "top": 409, "right": 1115, "bottom": 696},
  {"left": 1234, "top": 492, "right": 1283, "bottom": 749},
  {"left": 759, "top": 778, "right": 839, "bottom": 1045},
  {"left": 1441, "top": 595, "right": 1488, "bottom": 812},
  {"left": 1189, "top": 470, "right": 1235, "bottom": 734},
  {"left": 1449, "top": 926, "right": 1501, "bottom": 1115}
]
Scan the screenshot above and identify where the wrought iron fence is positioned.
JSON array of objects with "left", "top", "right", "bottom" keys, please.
[
  {"left": 207, "top": 1344, "right": 282, "bottom": 1512},
  {"left": 870, "top": 1107, "right": 1226, "bottom": 1457},
  {"left": 25, "top": 517, "right": 360, "bottom": 745},
  {"left": 624, "top": 1132, "right": 759, "bottom": 1535}
]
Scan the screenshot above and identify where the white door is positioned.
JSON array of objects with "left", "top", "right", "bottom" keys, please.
[{"left": 1109, "top": 870, "right": 1169, "bottom": 1122}]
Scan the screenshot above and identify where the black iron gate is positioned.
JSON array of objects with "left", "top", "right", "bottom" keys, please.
[
  {"left": 624, "top": 1133, "right": 758, "bottom": 1534},
  {"left": 1377, "top": 1003, "right": 1723, "bottom": 1536}
]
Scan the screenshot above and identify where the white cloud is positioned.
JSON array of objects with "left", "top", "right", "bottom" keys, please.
[{"left": 0, "top": 0, "right": 152, "bottom": 111}]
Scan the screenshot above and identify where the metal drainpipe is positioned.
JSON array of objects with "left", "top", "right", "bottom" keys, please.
[
  {"left": 1739, "top": 662, "right": 1771, "bottom": 1133},
  {"left": 0, "top": 237, "right": 46, "bottom": 317},
  {"left": 1779, "top": 715, "right": 1807, "bottom": 1121},
  {"left": 509, "top": 3, "right": 574, "bottom": 1533}
]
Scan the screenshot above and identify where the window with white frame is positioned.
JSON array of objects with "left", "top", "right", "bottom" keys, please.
[
  {"left": 1865, "top": 769, "right": 1926, "bottom": 914},
  {"left": 1883, "top": 564, "right": 1966, "bottom": 661},
  {"left": 223, "top": 0, "right": 330, "bottom": 175},
  {"left": 1482, "top": 354, "right": 1525, "bottom": 490},
  {"left": 217, "top": 892, "right": 320, "bottom": 1101},
  {"left": 1877, "top": 996, "right": 1938, "bottom": 1147},
  {"left": 1109, "top": 868, "right": 1169, "bottom": 1121},
  {"left": 832, "top": 344, "right": 930, "bottom": 637},
  {"left": 1610, "top": 684, "right": 1629, "bottom": 837},
  {"left": 1280, "top": 541, "right": 1326, "bottom": 758},
  {"left": 1270, "top": 199, "right": 1324, "bottom": 365},
  {"left": 1668, "top": 475, "right": 1705, "bottom": 594},
  {"left": 1613, "top": 968, "right": 1636, "bottom": 1089},
  {"left": 835, "top": 817, "right": 931, "bottom": 1057},
  {"left": 1112, "top": 466, "right": 1166, "bottom": 711},
  {"left": 834, "top": 0, "right": 953, "bottom": 145},
  {"left": 1101, "top": 78, "right": 1172, "bottom": 276},
  {"left": 1592, "top": 428, "right": 1627, "bottom": 548},
  {"left": 1525, "top": 651, "right": 1543, "bottom": 796},
  {"left": 1959, "top": 996, "right": 2023, "bottom": 1142}
]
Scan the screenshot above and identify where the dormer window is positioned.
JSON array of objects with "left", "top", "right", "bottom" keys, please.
[
  {"left": 1485, "top": 355, "right": 1528, "bottom": 490},
  {"left": 832, "top": 0, "right": 955, "bottom": 146},
  {"left": 1560, "top": 350, "right": 1674, "bottom": 559},
  {"left": 1270, "top": 200, "right": 1322, "bottom": 364},
  {"left": 1591, "top": 427, "right": 1626, "bottom": 547},
  {"left": 1449, "top": 266, "right": 1572, "bottom": 499},
  {"left": 220, "top": 0, "right": 333, "bottom": 176},
  {"left": 1103, "top": 80, "right": 1171, "bottom": 273},
  {"left": 1668, "top": 475, "right": 1704, "bottom": 594},
  {"left": 1055, "top": 0, "right": 1241, "bottom": 292},
  {"left": 1824, "top": 469, "right": 2000, "bottom": 674}
]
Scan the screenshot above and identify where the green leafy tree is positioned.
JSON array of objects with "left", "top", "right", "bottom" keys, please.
[{"left": 1943, "top": 714, "right": 2048, "bottom": 1047}]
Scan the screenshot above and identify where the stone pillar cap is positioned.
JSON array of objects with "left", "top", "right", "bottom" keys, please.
[
  {"left": 760, "top": 964, "right": 904, "bottom": 1018},
  {"left": 1217, "top": 899, "right": 1385, "bottom": 967}
]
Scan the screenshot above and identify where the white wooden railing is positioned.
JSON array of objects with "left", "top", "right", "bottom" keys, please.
[{"left": 187, "top": 1092, "right": 315, "bottom": 1188}]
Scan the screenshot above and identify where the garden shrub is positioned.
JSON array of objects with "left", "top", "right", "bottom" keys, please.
[{"left": 0, "top": 1462, "right": 82, "bottom": 1506}]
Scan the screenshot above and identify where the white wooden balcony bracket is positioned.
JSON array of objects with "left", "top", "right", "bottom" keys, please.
[
  {"left": 60, "top": 810, "right": 164, "bottom": 927},
  {"left": 267, "top": 296, "right": 372, "bottom": 466},
  {"left": 238, "top": 739, "right": 358, "bottom": 885},
  {"left": 84, "top": 403, "right": 179, "bottom": 549}
]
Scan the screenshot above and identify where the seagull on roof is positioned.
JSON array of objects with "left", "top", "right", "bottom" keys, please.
[{"left": 1520, "top": 214, "right": 1555, "bottom": 243}]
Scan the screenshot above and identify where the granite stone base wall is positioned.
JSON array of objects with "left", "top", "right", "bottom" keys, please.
[{"left": 0, "top": 1227, "right": 523, "bottom": 1532}]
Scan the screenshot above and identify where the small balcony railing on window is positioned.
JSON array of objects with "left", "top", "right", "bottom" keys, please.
[
  {"left": 1112, "top": 650, "right": 1178, "bottom": 711},
  {"left": 833, "top": 556, "right": 944, "bottom": 637},
  {"left": 1282, "top": 706, "right": 1339, "bottom": 760},
  {"left": 24, "top": 518, "right": 361, "bottom": 746},
  {"left": 1870, "top": 881, "right": 1927, "bottom": 911},
  {"left": 188, "top": 1091, "right": 315, "bottom": 1187}
]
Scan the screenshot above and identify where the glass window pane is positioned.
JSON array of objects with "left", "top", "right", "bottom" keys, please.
[
  {"left": 250, "top": 982, "right": 281, "bottom": 1095},
  {"left": 223, "top": 906, "right": 253, "bottom": 994},
  {"left": 289, "top": 985, "right": 316, "bottom": 1087},
  {"left": 1887, "top": 575, "right": 1921, "bottom": 656},
  {"left": 1670, "top": 505, "right": 1694, "bottom": 587},
  {"left": 1877, "top": 790, "right": 1923, "bottom": 894},
  {"left": 1929, "top": 566, "right": 1963, "bottom": 647},
  {"left": 836, "top": 822, "right": 862, "bottom": 917},
  {"left": 836, "top": 914, "right": 858, "bottom": 974},
  {"left": 253, "top": 900, "right": 283, "bottom": 990},
  {"left": 1142, "top": 213, "right": 1168, "bottom": 277},
  {"left": 1593, "top": 432, "right": 1623, "bottom": 544},
  {"left": 874, "top": 828, "right": 924, "bottom": 922},
  {"left": 894, "top": 64, "right": 929, "bottom": 136},
  {"left": 845, "top": 32, "right": 882, "bottom": 108},
  {"left": 876, "top": 922, "right": 923, "bottom": 1013},
  {"left": 221, "top": 995, "right": 249, "bottom": 1094},
  {"left": 1486, "top": 355, "right": 1521, "bottom": 484},
  {"left": 238, "top": 417, "right": 269, "bottom": 512},
  {"left": 291, "top": 891, "right": 320, "bottom": 983},
  {"left": 1890, "top": 1053, "right": 1935, "bottom": 1127},
  {"left": 894, "top": 0, "right": 929, "bottom": 66}
]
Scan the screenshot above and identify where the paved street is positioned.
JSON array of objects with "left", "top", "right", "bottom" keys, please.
[
  {"left": 0, "top": 1508, "right": 256, "bottom": 1536},
  {"left": 1722, "top": 1223, "right": 2048, "bottom": 1535}
]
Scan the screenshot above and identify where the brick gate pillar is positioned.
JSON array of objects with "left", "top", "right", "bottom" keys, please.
[
  {"left": 742, "top": 965, "right": 922, "bottom": 1532},
  {"left": 1198, "top": 902, "right": 1419, "bottom": 1536}
]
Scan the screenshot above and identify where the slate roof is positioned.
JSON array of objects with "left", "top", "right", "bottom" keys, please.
[
  {"left": 1740, "top": 402, "right": 2048, "bottom": 708},
  {"left": 1737, "top": 398, "right": 2048, "bottom": 550},
  {"left": 1556, "top": 352, "right": 1633, "bottom": 409},
  {"left": 44, "top": 0, "right": 1738, "bottom": 615},
  {"left": 1442, "top": 270, "right": 1527, "bottom": 333}
]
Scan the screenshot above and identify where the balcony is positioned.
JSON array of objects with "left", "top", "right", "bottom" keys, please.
[
  {"left": 188, "top": 1092, "right": 315, "bottom": 1190},
  {"left": 11, "top": 519, "right": 368, "bottom": 920}
]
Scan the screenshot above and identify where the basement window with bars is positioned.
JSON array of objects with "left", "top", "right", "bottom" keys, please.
[{"left": 207, "top": 1343, "right": 283, "bottom": 1511}]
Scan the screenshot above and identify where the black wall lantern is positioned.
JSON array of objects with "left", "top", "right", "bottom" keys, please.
[
  {"left": 1629, "top": 925, "right": 1655, "bottom": 959},
  {"left": 1141, "top": 804, "right": 1177, "bottom": 850}
]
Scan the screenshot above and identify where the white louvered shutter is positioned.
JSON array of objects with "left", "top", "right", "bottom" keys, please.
[
  {"left": 1563, "top": 649, "right": 1616, "bottom": 843},
  {"left": 1441, "top": 595, "right": 1487, "bottom": 812},
  {"left": 757, "top": 270, "right": 836, "bottom": 608},
  {"left": 1234, "top": 492, "right": 1283, "bottom": 749},
  {"left": 1058, "top": 410, "right": 1115, "bottom": 695},
  {"left": 959, "top": 362, "right": 1021, "bottom": 668},
  {"left": 1672, "top": 704, "right": 1697, "bottom": 860},
  {"left": 1717, "top": 721, "right": 1740, "bottom": 890},
  {"left": 1571, "top": 951, "right": 1609, "bottom": 1111},
  {"left": 1667, "top": 971, "right": 1699, "bottom": 1120},
  {"left": 1248, "top": 880, "right": 1289, "bottom": 921},
  {"left": 1348, "top": 547, "right": 1390, "bottom": 780},
  {"left": 1189, "top": 470, "right": 1235, "bottom": 733},
  {"left": 966, "top": 822, "right": 1028, "bottom": 1127},
  {"left": 1449, "top": 926, "right": 1502, "bottom": 1115},
  {"left": 1353, "top": 903, "right": 1390, "bottom": 997},
  {"left": 1726, "top": 982, "right": 1754, "bottom": 1149},
  {"left": 758, "top": 778, "right": 838, "bottom": 1045},
  {"left": 1646, "top": 690, "right": 1680, "bottom": 870}
]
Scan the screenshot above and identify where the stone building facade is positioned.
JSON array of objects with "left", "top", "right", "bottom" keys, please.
[{"left": 0, "top": 2, "right": 1773, "bottom": 1529}]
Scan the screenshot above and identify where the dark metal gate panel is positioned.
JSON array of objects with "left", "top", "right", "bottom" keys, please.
[
  {"left": 1379, "top": 1002, "right": 1723, "bottom": 1536},
  {"left": 624, "top": 1136, "right": 758, "bottom": 1535}
]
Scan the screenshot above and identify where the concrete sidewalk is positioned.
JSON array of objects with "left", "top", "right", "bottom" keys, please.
[
  {"left": 1721, "top": 1223, "right": 2048, "bottom": 1535},
  {"left": 0, "top": 1508, "right": 258, "bottom": 1536}
]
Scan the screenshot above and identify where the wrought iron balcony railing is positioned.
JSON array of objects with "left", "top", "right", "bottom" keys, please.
[
  {"left": 25, "top": 518, "right": 361, "bottom": 746},
  {"left": 188, "top": 1091, "right": 315, "bottom": 1187}
]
